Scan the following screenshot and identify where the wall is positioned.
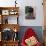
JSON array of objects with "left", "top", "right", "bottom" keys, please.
[
  {"left": 18, "top": 0, "right": 44, "bottom": 26},
  {"left": 0, "top": 0, "right": 44, "bottom": 45},
  {"left": 0, "top": 0, "right": 44, "bottom": 26},
  {"left": 18, "top": 26, "right": 44, "bottom": 44}
]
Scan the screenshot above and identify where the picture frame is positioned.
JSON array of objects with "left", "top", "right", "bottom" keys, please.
[
  {"left": 9, "top": 10, "right": 18, "bottom": 15},
  {"left": 25, "top": 6, "right": 35, "bottom": 19},
  {"left": 2, "top": 10, "right": 9, "bottom": 15}
]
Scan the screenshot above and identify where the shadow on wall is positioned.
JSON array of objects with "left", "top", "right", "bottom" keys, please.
[{"left": 18, "top": 26, "right": 44, "bottom": 44}]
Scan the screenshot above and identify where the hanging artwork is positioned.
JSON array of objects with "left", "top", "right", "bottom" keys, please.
[{"left": 25, "top": 6, "right": 35, "bottom": 19}]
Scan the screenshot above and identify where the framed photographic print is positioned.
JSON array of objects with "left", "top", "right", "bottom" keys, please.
[
  {"left": 2, "top": 10, "right": 9, "bottom": 15},
  {"left": 25, "top": 6, "right": 35, "bottom": 19},
  {"left": 9, "top": 10, "right": 18, "bottom": 15},
  {"left": 10, "top": 11, "right": 15, "bottom": 15}
]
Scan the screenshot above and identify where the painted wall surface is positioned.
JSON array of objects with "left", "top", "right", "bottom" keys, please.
[
  {"left": 0, "top": 0, "right": 44, "bottom": 26},
  {"left": 0, "top": 0, "right": 44, "bottom": 44},
  {"left": 18, "top": 26, "right": 44, "bottom": 44}
]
